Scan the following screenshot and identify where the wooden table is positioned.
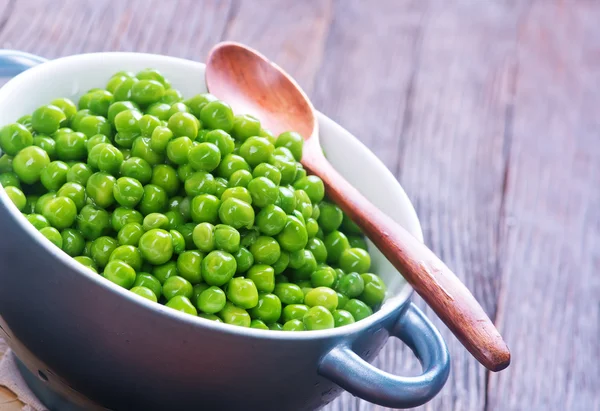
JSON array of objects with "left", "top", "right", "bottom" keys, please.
[{"left": 0, "top": 1, "right": 598, "bottom": 410}]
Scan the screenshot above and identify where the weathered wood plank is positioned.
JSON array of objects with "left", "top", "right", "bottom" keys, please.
[{"left": 487, "top": 2, "right": 600, "bottom": 410}]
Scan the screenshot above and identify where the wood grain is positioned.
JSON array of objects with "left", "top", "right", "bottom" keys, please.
[{"left": 0, "top": 0, "right": 597, "bottom": 410}]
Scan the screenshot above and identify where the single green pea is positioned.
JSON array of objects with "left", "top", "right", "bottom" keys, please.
[
  {"left": 358, "top": 273, "right": 387, "bottom": 307},
  {"left": 218, "top": 302, "right": 250, "bottom": 327},
  {"left": 185, "top": 171, "right": 215, "bottom": 196},
  {"left": 276, "top": 131, "right": 304, "bottom": 161},
  {"left": 153, "top": 261, "right": 179, "bottom": 284},
  {"left": 282, "top": 304, "right": 310, "bottom": 323},
  {"left": 86, "top": 134, "right": 111, "bottom": 152},
  {"left": 294, "top": 189, "right": 313, "bottom": 220},
  {"left": 34, "top": 192, "right": 56, "bottom": 215},
  {"left": 137, "top": 114, "right": 161, "bottom": 138},
  {"left": 22, "top": 195, "right": 38, "bottom": 214},
  {"left": 32, "top": 135, "right": 57, "bottom": 159},
  {"left": 231, "top": 114, "right": 261, "bottom": 141},
  {"left": 16, "top": 114, "right": 33, "bottom": 131},
  {"left": 272, "top": 251, "right": 290, "bottom": 275},
  {"left": 107, "top": 73, "right": 134, "bottom": 94},
  {"left": 227, "top": 169, "right": 253, "bottom": 189},
  {"left": 0, "top": 154, "right": 13, "bottom": 173},
  {"left": 139, "top": 228, "right": 173, "bottom": 265},
  {"left": 131, "top": 79, "right": 165, "bottom": 105},
  {"left": 120, "top": 157, "right": 152, "bottom": 184},
  {"left": 221, "top": 186, "right": 252, "bottom": 204},
  {"left": 268, "top": 322, "right": 284, "bottom": 331},
  {"left": 197, "top": 286, "right": 226, "bottom": 314},
  {"left": 42, "top": 196, "right": 77, "bottom": 229},
  {"left": 304, "top": 287, "right": 338, "bottom": 311},
  {"left": 77, "top": 116, "right": 112, "bottom": 139},
  {"left": 306, "top": 237, "right": 328, "bottom": 263},
  {"left": 160, "top": 88, "right": 183, "bottom": 105},
  {"left": 200, "top": 100, "right": 234, "bottom": 132},
  {"left": 39, "top": 161, "right": 68, "bottom": 191},
  {"left": 250, "top": 319, "right": 269, "bottom": 330},
  {"left": 107, "top": 101, "right": 139, "bottom": 124},
  {"left": 288, "top": 249, "right": 307, "bottom": 269},
  {"left": 136, "top": 68, "right": 168, "bottom": 86},
  {"left": 40, "top": 226, "right": 62, "bottom": 248},
  {"left": 114, "top": 109, "right": 142, "bottom": 140},
  {"left": 82, "top": 240, "right": 93, "bottom": 258},
  {"left": 346, "top": 235, "right": 367, "bottom": 250},
  {"left": 252, "top": 163, "right": 281, "bottom": 186},
  {"left": 335, "top": 272, "right": 365, "bottom": 299},
  {"left": 149, "top": 164, "right": 179, "bottom": 196},
  {"left": 0, "top": 171, "right": 19, "bottom": 188},
  {"left": 133, "top": 273, "right": 162, "bottom": 299},
  {"left": 274, "top": 283, "right": 304, "bottom": 305},
  {"left": 190, "top": 194, "right": 221, "bottom": 224},
  {"left": 55, "top": 181, "right": 86, "bottom": 211},
  {"left": 213, "top": 224, "right": 240, "bottom": 253},
  {"left": 336, "top": 292, "right": 349, "bottom": 310},
  {"left": 26, "top": 213, "right": 49, "bottom": 230},
  {"left": 305, "top": 218, "right": 320, "bottom": 239},
  {"left": 202, "top": 250, "right": 237, "bottom": 286},
  {"left": 31, "top": 105, "right": 66, "bottom": 135},
  {"left": 277, "top": 215, "right": 308, "bottom": 252},
  {"left": 344, "top": 298, "right": 373, "bottom": 321},
  {"left": 292, "top": 209, "right": 305, "bottom": 225},
  {"left": 340, "top": 212, "right": 361, "bottom": 234},
  {"left": 177, "top": 250, "right": 204, "bottom": 284},
  {"left": 110, "top": 177, "right": 143, "bottom": 208},
  {"left": 89, "top": 143, "right": 124, "bottom": 174},
  {"left": 249, "top": 293, "right": 282, "bottom": 324},
  {"left": 333, "top": 310, "right": 355, "bottom": 327},
  {"left": 303, "top": 306, "right": 334, "bottom": 330},
  {"left": 164, "top": 210, "right": 184, "bottom": 230},
  {"left": 311, "top": 266, "right": 336, "bottom": 288},
  {"left": 168, "top": 112, "right": 198, "bottom": 139},
  {"left": 166, "top": 295, "right": 197, "bottom": 316},
  {"left": 167, "top": 102, "right": 190, "bottom": 117},
  {"left": 217, "top": 154, "right": 250, "bottom": 180},
  {"left": 184, "top": 93, "right": 218, "bottom": 118},
  {"left": 293, "top": 175, "right": 325, "bottom": 204},
  {"left": 233, "top": 247, "right": 254, "bottom": 274},
  {"left": 54, "top": 130, "right": 87, "bottom": 161},
  {"left": 247, "top": 177, "right": 279, "bottom": 208},
  {"left": 4, "top": 186, "right": 26, "bottom": 210},
  {"left": 77, "top": 204, "right": 111, "bottom": 240},
  {"left": 239, "top": 137, "right": 273, "bottom": 167},
  {"left": 246, "top": 264, "right": 275, "bottom": 293},
  {"left": 65, "top": 162, "right": 93, "bottom": 186},
  {"left": 85, "top": 90, "right": 114, "bottom": 117},
  {"left": 281, "top": 319, "right": 304, "bottom": 331},
  {"left": 204, "top": 129, "right": 235, "bottom": 156},
  {"left": 273, "top": 146, "right": 295, "bottom": 161},
  {"left": 90, "top": 236, "right": 119, "bottom": 268},
  {"left": 170, "top": 229, "right": 186, "bottom": 254},
  {"left": 324, "top": 230, "right": 350, "bottom": 264},
  {"left": 131, "top": 137, "right": 165, "bottom": 166},
  {"left": 49, "top": 98, "right": 77, "bottom": 124},
  {"left": 318, "top": 201, "right": 344, "bottom": 233},
  {"left": 141, "top": 212, "right": 168, "bottom": 231},
  {"left": 275, "top": 186, "right": 296, "bottom": 215},
  {"left": 166, "top": 136, "right": 193, "bottom": 165},
  {"left": 268, "top": 154, "right": 297, "bottom": 185},
  {"left": 199, "top": 313, "right": 223, "bottom": 322},
  {"left": 186, "top": 142, "right": 221, "bottom": 173},
  {"left": 130, "top": 286, "right": 158, "bottom": 302},
  {"left": 0, "top": 123, "right": 33, "bottom": 156},
  {"left": 109, "top": 244, "right": 142, "bottom": 271},
  {"left": 86, "top": 172, "right": 116, "bottom": 208},
  {"left": 117, "top": 222, "right": 144, "bottom": 246},
  {"left": 138, "top": 184, "right": 167, "bottom": 215},
  {"left": 218, "top": 197, "right": 255, "bottom": 229},
  {"left": 339, "top": 248, "right": 371, "bottom": 274},
  {"left": 163, "top": 276, "right": 193, "bottom": 301},
  {"left": 212, "top": 177, "right": 227, "bottom": 199},
  {"left": 145, "top": 102, "right": 172, "bottom": 121},
  {"left": 253, "top": 204, "right": 286, "bottom": 236},
  {"left": 192, "top": 222, "right": 215, "bottom": 252},
  {"left": 14, "top": 147, "right": 50, "bottom": 188},
  {"left": 249, "top": 236, "right": 281, "bottom": 265},
  {"left": 73, "top": 256, "right": 97, "bottom": 272}
]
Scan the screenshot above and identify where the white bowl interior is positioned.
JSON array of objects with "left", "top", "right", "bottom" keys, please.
[{"left": 0, "top": 52, "right": 422, "bottom": 328}]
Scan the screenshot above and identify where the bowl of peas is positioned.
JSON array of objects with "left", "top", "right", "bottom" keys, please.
[{"left": 0, "top": 50, "right": 449, "bottom": 410}]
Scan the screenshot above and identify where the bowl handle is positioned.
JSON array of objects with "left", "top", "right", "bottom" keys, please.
[
  {"left": 319, "top": 303, "right": 450, "bottom": 408},
  {"left": 0, "top": 50, "right": 47, "bottom": 76}
]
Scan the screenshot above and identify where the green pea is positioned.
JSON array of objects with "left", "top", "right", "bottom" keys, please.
[
  {"left": 166, "top": 136, "right": 193, "bottom": 165},
  {"left": 249, "top": 236, "right": 281, "bottom": 265},
  {"left": 277, "top": 215, "right": 308, "bottom": 252},
  {"left": 85, "top": 134, "right": 109, "bottom": 153},
  {"left": 160, "top": 89, "right": 183, "bottom": 105},
  {"left": 268, "top": 322, "right": 284, "bottom": 331},
  {"left": 130, "top": 286, "right": 158, "bottom": 302},
  {"left": 145, "top": 102, "right": 172, "bottom": 121},
  {"left": 77, "top": 116, "right": 111, "bottom": 139},
  {"left": 272, "top": 251, "right": 290, "bottom": 275},
  {"left": 70, "top": 110, "right": 90, "bottom": 131},
  {"left": 218, "top": 302, "right": 250, "bottom": 327},
  {"left": 205, "top": 129, "right": 235, "bottom": 156},
  {"left": 163, "top": 276, "right": 193, "bottom": 301},
  {"left": 282, "top": 304, "right": 309, "bottom": 323},
  {"left": 273, "top": 146, "right": 295, "bottom": 161},
  {"left": 246, "top": 265, "right": 275, "bottom": 293},
  {"left": 138, "top": 184, "right": 167, "bottom": 215},
  {"left": 184, "top": 93, "right": 218, "bottom": 118},
  {"left": 192, "top": 283, "right": 210, "bottom": 304},
  {"left": 185, "top": 171, "right": 215, "bottom": 196},
  {"left": 247, "top": 177, "right": 278, "bottom": 208},
  {"left": 31, "top": 134, "right": 56, "bottom": 159},
  {"left": 0, "top": 154, "right": 13, "bottom": 173},
  {"left": 131, "top": 79, "right": 165, "bottom": 105},
  {"left": 103, "top": 260, "right": 136, "bottom": 289},
  {"left": 39, "top": 226, "right": 62, "bottom": 248},
  {"left": 253, "top": 204, "right": 286, "bottom": 236},
  {"left": 4, "top": 186, "right": 25, "bottom": 211},
  {"left": 86, "top": 90, "right": 114, "bottom": 117},
  {"left": 120, "top": 157, "right": 152, "bottom": 184},
  {"left": 188, "top": 142, "right": 221, "bottom": 172},
  {"left": 73, "top": 256, "right": 97, "bottom": 272},
  {"left": 250, "top": 319, "right": 269, "bottom": 330},
  {"left": 249, "top": 293, "right": 282, "bottom": 324},
  {"left": 107, "top": 101, "right": 139, "bottom": 124},
  {"left": 276, "top": 131, "right": 304, "bottom": 161},
  {"left": 274, "top": 283, "right": 304, "bottom": 305},
  {"left": 200, "top": 100, "right": 234, "bottom": 132},
  {"left": 252, "top": 163, "right": 281, "bottom": 186},
  {"left": 164, "top": 210, "right": 184, "bottom": 230},
  {"left": 170, "top": 229, "right": 186, "bottom": 254},
  {"left": 140, "top": 213, "right": 168, "bottom": 231},
  {"left": 269, "top": 154, "right": 297, "bottom": 185},
  {"left": 197, "top": 286, "right": 227, "bottom": 314},
  {"left": 168, "top": 112, "right": 198, "bottom": 139},
  {"left": 310, "top": 266, "right": 336, "bottom": 288},
  {"left": 233, "top": 247, "right": 254, "bottom": 274},
  {"left": 228, "top": 169, "right": 253, "bottom": 188},
  {"left": 324, "top": 230, "right": 350, "bottom": 264},
  {"left": 305, "top": 237, "right": 327, "bottom": 263},
  {"left": 358, "top": 273, "right": 387, "bottom": 307},
  {"left": 90, "top": 236, "right": 118, "bottom": 268},
  {"left": 304, "top": 287, "right": 338, "bottom": 311},
  {"left": 214, "top": 177, "right": 228, "bottom": 198},
  {"left": 109, "top": 244, "right": 143, "bottom": 271},
  {"left": 117, "top": 222, "right": 144, "bottom": 246},
  {"left": 339, "top": 248, "right": 370, "bottom": 274},
  {"left": 292, "top": 250, "right": 318, "bottom": 282},
  {"left": 317, "top": 202, "right": 343, "bottom": 233},
  {"left": 239, "top": 137, "right": 273, "bottom": 167},
  {"left": 275, "top": 186, "right": 296, "bottom": 214},
  {"left": 0, "top": 123, "right": 33, "bottom": 156},
  {"left": 131, "top": 137, "right": 164, "bottom": 166},
  {"left": 218, "top": 197, "right": 255, "bottom": 229},
  {"left": 148, "top": 164, "right": 179, "bottom": 196},
  {"left": 34, "top": 192, "right": 55, "bottom": 215},
  {"left": 137, "top": 114, "right": 161, "bottom": 138},
  {"left": 230, "top": 114, "right": 260, "bottom": 141},
  {"left": 281, "top": 319, "right": 304, "bottom": 331},
  {"left": 41, "top": 196, "right": 77, "bottom": 229},
  {"left": 221, "top": 187, "right": 252, "bottom": 204},
  {"left": 55, "top": 183, "right": 85, "bottom": 212},
  {"left": 136, "top": 68, "right": 168, "bottom": 86},
  {"left": 305, "top": 218, "right": 320, "bottom": 239},
  {"left": 213, "top": 224, "right": 240, "bottom": 253},
  {"left": 344, "top": 298, "right": 373, "bottom": 321},
  {"left": 294, "top": 189, "right": 313, "bottom": 220},
  {"left": 177, "top": 250, "right": 204, "bottom": 284},
  {"left": 0, "top": 171, "right": 19, "bottom": 188},
  {"left": 50, "top": 98, "right": 77, "bottom": 124},
  {"left": 86, "top": 172, "right": 115, "bottom": 208},
  {"left": 77, "top": 204, "right": 110, "bottom": 240},
  {"left": 218, "top": 154, "right": 252, "bottom": 181},
  {"left": 139, "top": 229, "right": 173, "bottom": 265},
  {"left": 293, "top": 175, "right": 325, "bottom": 204},
  {"left": 32, "top": 105, "right": 66, "bottom": 135},
  {"left": 133, "top": 273, "right": 162, "bottom": 299},
  {"left": 168, "top": 102, "right": 190, "bottom": 117},
  {"left": 192, "top": 222, "right": 215, "bottom": 252},
  {"left": 25, "top": 213, "right": 49, "bottom": 230},
  {"left": 303, "top": 306, "right": 334, "bottom": 330},
  {"left": 153, "top": 261, "right": 179, "bottom": 284},
  {"left": 334, "top": 273, "right": 364, "bottom": 299},
  {"left": 202, "top": 250, "right": 237, "bottom": 286},
  {"left": 199, "top": 313, "right": 223, "bottom": 322},
  {"left": 333, "top": 310, "right": 355, "bottom": 327},
  {"left": 191, "top": 194, "right": 221, "bottom": 224},
  {"left": 166, "top": 295, "right": 197, "bottom": 316}
]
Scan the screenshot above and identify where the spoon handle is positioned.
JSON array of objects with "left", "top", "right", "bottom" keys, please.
[{"left": 302, "top": 149, "right": 510, "bottom": 372}]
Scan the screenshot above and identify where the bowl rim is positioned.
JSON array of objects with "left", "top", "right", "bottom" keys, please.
[{"left": 0, "top": 51, "right": 422, "bottom": 341}]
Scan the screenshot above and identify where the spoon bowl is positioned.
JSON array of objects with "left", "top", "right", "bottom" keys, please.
[{"left": 206, "top": 41, "right": 511, "bottom": 372}]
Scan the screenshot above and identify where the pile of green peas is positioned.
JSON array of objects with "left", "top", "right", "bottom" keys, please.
[{"left": 0, "top": 68, "right": 387, "bottom": 331}]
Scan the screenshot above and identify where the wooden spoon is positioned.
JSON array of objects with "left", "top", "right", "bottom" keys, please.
[{"left": 205, "top": 41, "right": 510, "bottom": 372}]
